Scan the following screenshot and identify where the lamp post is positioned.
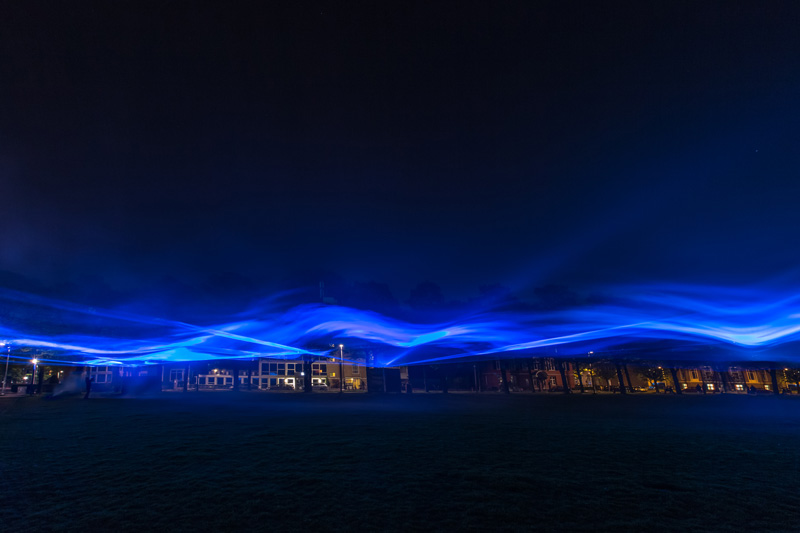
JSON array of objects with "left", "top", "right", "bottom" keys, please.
[
  {"left": 1, "top": 343, "right": 9, "bottom": 395},
  {"left": 30, "top": 358, "right": 39, "bottom": 394},
  {"left": 588, "top": 351, "right": 596, "bottom": 394},
  {"left": 339, "top": 344, "right": 344, "bottom": 393}
]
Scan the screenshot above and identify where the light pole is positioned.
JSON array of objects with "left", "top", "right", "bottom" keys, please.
[
  {"left": 1, "top": 343, "right": 9, "bottom": 395},
  {"left": 339, "top": 344, "right": 344, "bottom": 393},
  {"left": 588, "top": 351, "right": 596, "bottom": 394},
  {"left": 31, "top": 358, "right": 39, "bottom": 394}
]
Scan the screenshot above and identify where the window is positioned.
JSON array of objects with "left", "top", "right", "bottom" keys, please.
[
  {"left": 352, "top": 363, "right": 360, "bottom": 375},
  {"left": 706, "top": 383, "right": 715, "bottom": 390},
  {"left": 96, "top": 373, "right": 108, "bottom": 383},
  {"left": 682, "top": 383, "right": 688, "bottom": 389},
  {"left": 169, "top": 369, "right": 184, "bottom": 382},
  {"left": 735, "top": 384, "right": 744, "bottom": 391},
  {"left": 263, "top": 363, "right": 295, "bottom": 375},
  {"left": 765, "top": 384, "right": 771, "bottom": 390},
  {"left": 691, "top": 370, "right": 698, "bottom": 380},
  {"left": 747, "top": 371, "right": 755, "bottom": 381},
  {"left": 312, "top": 363, "right": 327, "bottom": 375},
  {"left": 549, "top": 376, "right": 557, "bottom": 386}
]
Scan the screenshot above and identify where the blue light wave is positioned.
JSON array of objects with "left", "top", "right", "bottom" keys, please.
[{"left": 2, "top": 284, "right": 800, "bottom": 366}]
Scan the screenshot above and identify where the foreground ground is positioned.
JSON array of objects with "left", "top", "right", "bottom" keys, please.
[{"left": 1, "top": 392, "right": 799, "bottom": 532}]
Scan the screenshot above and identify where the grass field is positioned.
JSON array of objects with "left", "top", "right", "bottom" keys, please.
[{"left": 2, "top": 391, "right": 799, "bottom": 532}]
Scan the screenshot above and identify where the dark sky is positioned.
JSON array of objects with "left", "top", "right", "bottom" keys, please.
[{"left": 2, "top": 1, "right": 800, "bottom": 303}]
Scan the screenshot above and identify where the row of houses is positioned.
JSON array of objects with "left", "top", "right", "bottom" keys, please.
[
  {"left": 77, "top": 357, "right": 797, "bottom": 395},
  {"left": 480, "top": 359, "right": 796, "bottom": 393}
]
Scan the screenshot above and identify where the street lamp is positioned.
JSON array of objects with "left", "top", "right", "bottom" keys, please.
[
  {"left": 588, "top": 352, "right": 596, "bottom": 394},
  {"left": 32, "top": 358, "right": 39, "bottom": 387},
  {"left": 339, "top": 344, "right": 344, "bottom": 393},
  {"left": 1, "top": 343, "right": 9, "bottom": 396}
]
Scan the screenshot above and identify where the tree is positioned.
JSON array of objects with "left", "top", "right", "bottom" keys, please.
[
  {"left": 499, "top": 360, "right": 510, "bottom": 394},
  {"left": 639, "top": 366, "right": 664, "bottom": 393},
  {"left": 784, "top": 367, "right": 800, "bottom": 392},
  {"left": 526, "top": 359, "right": 536, "bottom": 393},
  {"left": 668, "top": 366, "right": 683, "bottom": 394},
  {"left": 765, "top": 363, "right": 781, "bottom": 395},
  {"left": 535, "top": 370, "right": 548, "bottom": 392},
  {"left": 572, "top": 360, "right": 587, "bottom": 393},
  {"left": 614, "top": 361, "right": 628, "bottom": 394},
  {"left": 594, "top": 364, "right": 617, "bottom": 391},
  {"left": 714, "top": 363, "right": 731, "bottom": 393},
  {"left": 557, "top": 360, "right": 571, "bottom": 394},
  {"left": 622, "top": 362, "right": 634, "bottom": 393}
]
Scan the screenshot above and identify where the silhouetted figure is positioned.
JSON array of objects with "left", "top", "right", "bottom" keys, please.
[
  {"left": 749, "top": 385, "right": 757, "bottom": 395},
  {"left": 695, "top": 384, "right": 702, "bottom": 394},
  {"left": 84, "top": 376, "right": 94, "bottom": 399}
]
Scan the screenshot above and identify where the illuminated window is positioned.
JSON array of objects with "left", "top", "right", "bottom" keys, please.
[
  {"left": 735, "top": 384, "right": 744, "bottom": 391},
  {"left": 706, "top": 383, "right": 715, "bottom": 390},
  {"left": 312, "top": 363, "right": 327, "bottom": 375},
  {"left": 682, "top": 383, "right": 688, "bottom": 389},
  {"left": 765, "top": 384, "right": 771, "bottom": 390}
]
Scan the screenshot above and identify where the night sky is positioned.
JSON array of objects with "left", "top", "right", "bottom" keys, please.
[{"left": 3, "top": 1, "right": 800, "bottom": 307}]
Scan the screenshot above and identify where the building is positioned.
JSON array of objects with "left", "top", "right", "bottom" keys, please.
[{"left": 163, "top": 357, "right": 367, "bottom": 392}]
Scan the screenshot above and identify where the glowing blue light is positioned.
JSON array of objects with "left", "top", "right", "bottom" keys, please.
[{"left": 2, "top": 284, "right": 800, "bottom": 367}]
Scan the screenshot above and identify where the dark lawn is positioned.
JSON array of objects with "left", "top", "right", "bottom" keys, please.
[{"left": 1, "top": 392, "right": 799, "bottom": 532}]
